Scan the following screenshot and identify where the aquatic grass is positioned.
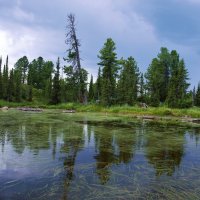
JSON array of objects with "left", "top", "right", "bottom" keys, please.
[{"left": 1, "top": 111, "right": 200, "bottom": 199}]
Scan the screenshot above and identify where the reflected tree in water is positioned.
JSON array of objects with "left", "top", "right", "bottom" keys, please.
[
  {"left": 114, "top": 129, "right": 136, "bottom": 164},
  {"left": 60, "top": 123, "right": 85, "bottom": 199},
  {"left": 94, "top": 127, "right": 117, "bottom": 184},
  {"left": 144, "top": 128, "right": 185, "bottom": 176},
  {"left": 93, "top": 126, "right": 137, "bottom": 184}
]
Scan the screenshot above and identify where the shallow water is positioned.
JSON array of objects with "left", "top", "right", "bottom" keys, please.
[{"left": 0, "top": 110, "right": 200, "bottom": 199}]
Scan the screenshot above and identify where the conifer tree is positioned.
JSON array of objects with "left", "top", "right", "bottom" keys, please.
[
  {"left": 64, "top": 13, "right": 86, "bottom": 103},
  {"left": 157, "top": 48, "right": 171, "bottom": 102},
  {"left": 3, "top": 56, "right": 9, "bottom": 100},
  {"left": 145, "top": 48, "right": 171, "bottom": 105},
  {"left": 14, "top": 56, "right": 29, "bottom": 84},
  {"left": 195, "top": 83, "right": 200, "bottom": 106},
  {"left": 8, "top": 69, "right": 15, "bottom": 101},
  {"left": 117, "top": 57, "right": 139, "bottom": 105},
  {"left": 14, "top": 69, "right": 22, "bottom": 102},
  {"left": 167, "top": 57, "right": 190, "bottom": 108},
  {"left": 44, "top": 76, "right": 52, "bottom": 103},
  {"left": 88, "top": 75, "right": 94, "bottom": 102},
  {"left": 145, "top": 58, "right": 161, "bottom": 106},
  {"left": 0, "top": 56, "right": 2, "bottom": 99},
  {"left": 95, "top": 67, "right": 102, "bottom": 101},
  {"left": 98, "top": 38, "right": 118, "bottom": 106},
  {"left": 138, "top": 73, "right": 145, "bottom": 102},
  {"left": 51, "top": 57, "right": 61, "bottom": 104},
  {"left": 60, "top": 78, "right": 67, "bottom": 103}
]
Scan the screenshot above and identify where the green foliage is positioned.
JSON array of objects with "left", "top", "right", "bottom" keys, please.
[
  {"left": 98, "top": 38, "right": 118, "bottom": 106},
  {"left": 14, "top": 69, "right": 22, "bottom": 102},
  {"left": 51, "top": 57, "right": 61, "bottom": 104},
  {"left": 94, "top": 67, "right": 102, "bottom": 101},
  {"left": 0, "top": 40, "right": 196, "bottom": 110},
  {"left": 167, "top": 58, "right": 190, "bottom": 108},
  {"left": 7, "top": 69, "right": 15, "bottom": 101},
  {"left": 195, "top": 83, "right": 200, "bottom": 106},
  {"left": 3, "top": 56, "right": 9, "bottom": 100},
  {"left": 0, "top": 56, "right": 3, "bottom": 99},
  {"left": 117, "top": 57, "right": 139, "bottom": 105},
  {"left": 88, "top": 75, "right": 94, "bottom": 102},
  {"left": 145, "top": 48, "right": 190, "bottom": 108},
  {"left": 14, "top": 56, "right": 29, "bottom": 84},
  {"left": 64, "top": 14, "right": 87, "bottom": 103}
]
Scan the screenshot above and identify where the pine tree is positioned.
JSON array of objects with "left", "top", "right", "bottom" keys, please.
[
  {"left": 64, "top": 13, "right": 85, "bottom": 103},
  {"left": 117, "top": 57, "right": 139, "bottom": 105},
  {"left": 51, "top": 57, "right": 61, "bottom": 104},
  {"left": 0, "top": 56, "right": 2, "bottom": 99},
  {"left": 157, "top": 47, "right": 171, "bottom": 102},
  {"left": 167, "top": 57, "right": 190, "bottom": 108},
  {"left": 14, "top": 56, "right": 29, "bottom": 84},
  {"left": 60, "top": 78, "right": 67, "bottom": 103},
  {"left": 88, "top": 75, "right": 94, "bottom": 102},
  {"left": 145, "top": 48, "right": 171, "bottom": 105},
  {"left": 195, "top": 83, "right": 200, "bottom": 106},
  {"left": 44, "top": 77, "right": 52, "bottom": 103},
  {"left": 3, "top": 56, "right": 9, "bottom": 100},
  {"left": 138, "top": 73, "right": 145, "bottom": 102},
  {"left": 98, "top": 38, "right": 118, "bottom": 106},
  {"left": 14, "top": 69, "right": 22, "bottom": 102},
  {"left": 192, "top": 87, "right": 195, "bottom": 106},
  {"left": 7, "top": 69, "right": 15, "bottom": 102},
  {"left": 145, "top": 58, "right": 161, "bottom": 106},
  {"left": 95, "top": 67, "right": 102, "bottom": 101}
]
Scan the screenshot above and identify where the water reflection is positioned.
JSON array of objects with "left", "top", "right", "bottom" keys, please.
[
  {"left": 0, "top": 113, "right": 200, "bottom": 199},
  {"left": 144, "top": 129, "right": 185, "bottom": 176}
]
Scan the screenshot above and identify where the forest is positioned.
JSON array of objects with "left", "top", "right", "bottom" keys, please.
[{"left": 0, "top": 14, "right": 200, "bottom": 108}]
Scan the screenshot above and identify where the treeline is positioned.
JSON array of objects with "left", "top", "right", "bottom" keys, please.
[
  {"left": 90, "top": 39, "right": 200, "bottom": 108},
  {"left": 0, "top": 42, "right": 200, "bottom": 108},
  {"left": 0, "top": 14, "right": 200, "bottom": 108}
]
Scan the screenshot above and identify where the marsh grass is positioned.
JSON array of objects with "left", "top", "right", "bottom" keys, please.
[{"left": 1, "top": 100, "right": 200, "bottom": 118}]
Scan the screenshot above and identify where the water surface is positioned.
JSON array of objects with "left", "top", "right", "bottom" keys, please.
[{"left": 0, "top": 110, "right": 200, "bottom": 199}]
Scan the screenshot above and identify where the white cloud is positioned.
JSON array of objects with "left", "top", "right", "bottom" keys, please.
[
  {"left": 0, "top": 23, "right": 64, "bottom": 67},
  {"left": 0, "top": 0, "right": 199, "bottom": 86},
  {"left": 13, "top": 6, "right": 35, "bottom": 22}
]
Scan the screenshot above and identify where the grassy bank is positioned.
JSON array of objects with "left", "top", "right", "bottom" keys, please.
[{"left": 1, "top": 100, "right": 200, "bottom": 118}]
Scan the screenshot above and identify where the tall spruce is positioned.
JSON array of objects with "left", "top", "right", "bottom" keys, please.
[
  {"left": 98, "top": 38, "right": 118, "bottom": 106},
  {"left": 95, "top": 67, "right": 102, "bottom": 101},
  {"left": 167, "top": 52, "right": 190, "bottom": 108},
  {"left": 64, "top": 13, "right": 85, "bottom": 103},
  {"left": 138, "top": 73, "right": 145, "bottom": 102},
  {"left": 14, "top": 69, "right": 22, "bottom": 102},
  {"left": 60, "top": 78, "right": 67, "bottom": 103},
  {"left": 192, "top": 86, "right": 196, "bottom": 106},
  {"left": 157, "top": 48, "right": 171, "bottom": 102},
  {"left": 145, "top": 48, "right": 171, "bottom": 106},
  {"left": 0, "top": 56, "right": 2, "bottom": 99},
  {"left": 145, "top": 58, "right": 161, "bottom": 106},
  {"left": 195, "top": 83, "right": 200, "bottom": 106},
  {"left": 88, "top": 75, "right": 94, "bottom": 102},
  {"left": 51, "top": 57, "right": 61, "bottom": 104},
  {"left": 117, "top": 57, "right": 139, "bottom": 105},
  {"left": 14, "top": 56, "right": 29, "bottom": 84},
  {"left": 8, "top": 69, "right": 15, "bottom": 101},
  {"left": 3, "top": 56, "right": 9, "bottom": 100}
]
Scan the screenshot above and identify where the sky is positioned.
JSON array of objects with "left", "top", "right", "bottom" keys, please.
[{"left": 0, "top": 0, "right": 200, "bottom": 88}]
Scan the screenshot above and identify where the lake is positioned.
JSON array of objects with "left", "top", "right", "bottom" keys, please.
[{"left": 0, "top": 110, "right": 200, "bottom": 200}]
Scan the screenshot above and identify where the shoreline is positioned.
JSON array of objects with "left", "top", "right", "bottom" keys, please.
[{"left": 1, "top": 106, "right": 200, "bottom": 127}]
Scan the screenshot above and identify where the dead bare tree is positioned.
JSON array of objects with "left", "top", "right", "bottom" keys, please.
[{"left": 64, "top": 13, "right": 86, "bottom": 103}]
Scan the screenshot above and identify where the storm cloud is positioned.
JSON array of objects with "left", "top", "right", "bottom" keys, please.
[{"left": 0, "top": 0, "right": 199, "bottom": 86}]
